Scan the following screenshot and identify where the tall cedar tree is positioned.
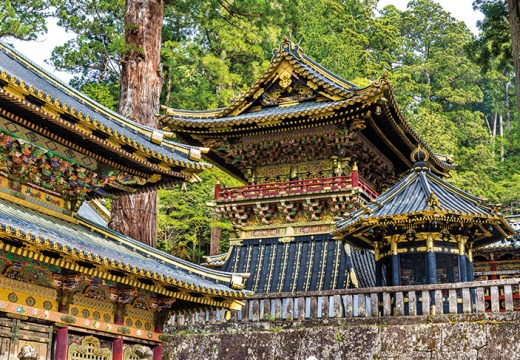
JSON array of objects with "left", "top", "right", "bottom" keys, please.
[
  {"left": 108, "top": 0, "right": 164, "bottom": 247},
  {"left": 507, "top": 0, "right": 520, "bottom": 126}
]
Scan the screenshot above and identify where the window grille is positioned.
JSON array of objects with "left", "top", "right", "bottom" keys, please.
[{"left": 69, "top": 336, "right": 111, "bottom": 360}]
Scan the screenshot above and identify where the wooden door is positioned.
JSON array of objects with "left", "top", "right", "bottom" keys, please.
[{"left": 0, "top": 317, "right": 52, "bottom": 359}]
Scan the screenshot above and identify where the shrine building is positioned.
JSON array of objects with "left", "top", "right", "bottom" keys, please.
[
  {"left": 0, "top": 42, "right": 250, "bottom": 360},
  {"left": 333, "top": 148, "right": 515, "bottom": 287},
  {"left": 159, "top": 40, "right": 459, "bottom": 293}
]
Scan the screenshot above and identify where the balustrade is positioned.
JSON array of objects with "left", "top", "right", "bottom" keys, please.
[
  {"left": 215, "top": 176, "right": 378, "bottom": 201},
  {"left": 169, "top": 278, "right": 520, "bottom": 328}
]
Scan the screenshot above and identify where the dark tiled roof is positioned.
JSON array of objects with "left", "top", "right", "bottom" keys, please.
[
  {"left": 220, "top": 233, "right": 374, "bottom": 293},
  {"left": 0, "top": 197, "right": 250, "bottom": 300},
  {"left": 171, "top": 100, "right": 348, "bottom": 125},
  {"left": 334, "top": 159, "right": 515, "bottom": 248},
  {"left": 0, "top": 42, "right": 205, "bottom": 171},
  {"left": 351, "top": 248, "right": 376, "bottom": 288},
  {"left": 159, "top": 41, "right": 455, "bottom": 176},
  {"left": 300, "top": 53, "right": 359, "bottom": 91},
  {"left": 337, "top": 164, "right": 499, "bottom": 230},
  {"left": 77, "top": 202, "right": 108, "bottom": 228},
  {"left": 159, "top": 40, "right": 370, "bottom": 124}
]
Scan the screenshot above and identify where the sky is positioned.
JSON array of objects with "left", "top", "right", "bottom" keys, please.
[
  {"left": 9, "top": 0, "right": 483, "bottom": 83},
  {"left": 378, "top": 0, "right": 483, "bottom": 33}
]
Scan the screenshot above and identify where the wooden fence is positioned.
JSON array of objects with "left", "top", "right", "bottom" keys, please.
[{"left": 170, "top": 278, "right": 520, "bottom": 327}]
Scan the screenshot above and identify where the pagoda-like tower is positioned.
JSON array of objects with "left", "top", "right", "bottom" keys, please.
[
  {"left": 333, "top": 148, "right": 515, "bottom": 286},
  {"left": 160, "top": 40, "right": 455, "bottom": 293}
]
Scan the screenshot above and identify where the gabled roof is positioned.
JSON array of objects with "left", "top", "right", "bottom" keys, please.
[
  {"left": 333, "top": 150, "right": 515, "bottom": 249},
  {"left": 159, "top": 40, "right": 455, "bottom": 177},
  {"left": 0, "top": 42, "right": 208, "bottom": 187},
  {"left": 160, "top": 40, "right": 379, "bottom": 124},
  {"left": 0, "top": 194, "right": 250, "bottom": 311}
]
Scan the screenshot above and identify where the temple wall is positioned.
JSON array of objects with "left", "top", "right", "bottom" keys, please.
[{"left": 163, "top": 313, "right": 520, "bottom": 359}]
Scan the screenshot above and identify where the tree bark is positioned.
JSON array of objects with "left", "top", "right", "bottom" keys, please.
[
  {"left": 109, "top": 0, "right": 164, "bottom": 247},
  {"left": 492, "top": 111, "right": 497, "bottom": 153},
  {"left": 506, "top": 0, "right": 520, "bottom": 132},
  {"left": 505, "top": 81, "right": 511, "bottom": 131},
  {"left": 209, "top": 213, "right": 222, "bottom": 256},
  {"left": 499, "top": 114, "right": 505, "bottom": 161}
]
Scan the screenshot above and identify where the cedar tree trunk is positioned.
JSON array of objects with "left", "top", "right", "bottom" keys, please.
[
  {"left": 507, "top": 0, "right": 520, "bottom": 131},
  {"left": 209, "top": 213, "right": 222, "bottom": 256},
  {"left": 109, "top": 0, "right": 164, "bottom": 247}
]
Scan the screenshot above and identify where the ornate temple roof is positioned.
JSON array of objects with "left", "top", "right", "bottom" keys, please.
[
  {"left": 0, "top": 196, "right": 250, "bottom": 311},
  {"left": 0, "top": 42, "right": 208, "bottom": 192},
  {"left": 333, "top": 149, "right": 515, "bottom": 249},
  {"left": 159, "top": 40, "right": 455, "bottom": 179}
]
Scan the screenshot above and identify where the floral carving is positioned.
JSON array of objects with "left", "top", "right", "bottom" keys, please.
[{"left": 0, "top": 133, "right": 147, "bottom": 201}]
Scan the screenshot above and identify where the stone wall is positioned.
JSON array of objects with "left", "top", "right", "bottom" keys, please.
[{"left": 163, "top": 313, "right": 520, "bottom": 359}]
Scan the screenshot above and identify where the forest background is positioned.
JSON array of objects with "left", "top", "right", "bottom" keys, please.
[{"left": 1, "top": 0, "right": 517, "bottom": 263}]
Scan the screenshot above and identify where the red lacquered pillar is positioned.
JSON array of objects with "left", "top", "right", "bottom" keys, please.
[
  {"left": 55, "top": 292, "right": 69, "bottom": 360},
  {"left": 113, "top": 303, "right": 125, "bottom": 360},
  {"left": 153, "top": 311, "right": 166, "bottom": 360},
  {"left": 55, "top": 326, "right": 68, "bottom": 360},
  {"left": 351, "top": 162, "right": 359, "bottom": 188},
  {"left": 214, "top": 180, "right": 221, "bottom": 200}
]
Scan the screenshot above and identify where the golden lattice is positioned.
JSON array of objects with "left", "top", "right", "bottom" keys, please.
[
  {"left": 73, "top": 294, "right": 116, "bottom": 313},
  {"left": 69, "top": 336, "right": 111, "bottom": 360},
  {"left": 126, "top": 305, "right": 154, "bottom": 323},
  {"left": 0, "top": 275, "right": 57, "bottom": 299}
]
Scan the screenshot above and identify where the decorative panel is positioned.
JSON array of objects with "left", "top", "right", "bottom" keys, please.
[
  {"left": 0, "top": 115, "right": 98, "bottom": 170},
  {"left": 69, "top": 335, "right": 112, "bottom": 360}
]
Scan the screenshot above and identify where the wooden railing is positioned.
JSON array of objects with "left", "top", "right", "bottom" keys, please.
[
  {"left": 169, "top": 278, "right": 520, "bottom": 327},
  {"left": 214, "top": 176, "right": 378, "bottom": 201}
]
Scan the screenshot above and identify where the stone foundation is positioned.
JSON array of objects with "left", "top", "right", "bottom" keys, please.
[{"left": 163, "top": 313, "right": 520, "bottom": 359}]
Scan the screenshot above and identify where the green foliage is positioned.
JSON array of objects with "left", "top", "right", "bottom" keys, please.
[
  {"left": 468, "top": 0, "right": 511, "bottom": 72},
  {"left": 79, "top": 81, "right": 119, "bottom": 110},
  {"left": 51, "top": 0, "right": 125, "bottom": 86},
  {"left": 0, "top": 0, "right": 53, "bottom": 40},
  {"left": 157, "top": 167, "right": 242, "bottom": 262}
]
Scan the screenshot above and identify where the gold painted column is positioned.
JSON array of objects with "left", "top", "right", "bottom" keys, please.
[
  {"left": 374, "top": 242, "right": 383, "bottom": 286},
  {"left": 426, "top": 235, "right": 437, "bottom": 284},
  {"left": 457, "top": 235, "right": 468, "bottom": 282},
  {"left": 389, "top": 235, "right": 400, "bottom": 286},
  {"left": 467, "top": 245, "right": 475, "bottom": 281}
]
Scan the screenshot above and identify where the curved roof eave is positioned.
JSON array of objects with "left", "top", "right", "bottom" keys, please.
[{"left": 0, "top": 42, "right": 208, "bottom": 173}]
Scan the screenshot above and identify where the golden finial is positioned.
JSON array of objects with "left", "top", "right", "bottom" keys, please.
[{"left": 410, "top": 145, "right": 429, "bottom": 163}]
